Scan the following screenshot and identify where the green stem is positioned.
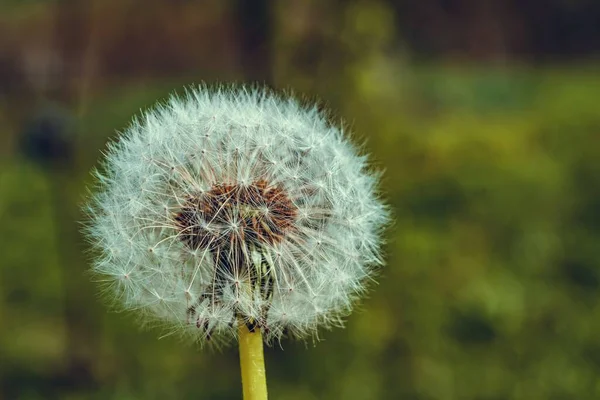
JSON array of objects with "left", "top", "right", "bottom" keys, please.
[{"left": 238, "top": 323, "right": 268, "bottom": 400}]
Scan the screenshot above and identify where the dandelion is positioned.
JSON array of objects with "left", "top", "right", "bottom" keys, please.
[{"left": 84, "top": 85, "right": 388, "bottom": 399}]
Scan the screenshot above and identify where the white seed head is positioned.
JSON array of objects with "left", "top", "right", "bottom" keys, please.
[{"left": 84, "top": 85, "right": 388, "bottom": 345}]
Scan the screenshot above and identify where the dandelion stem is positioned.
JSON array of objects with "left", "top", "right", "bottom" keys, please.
[{"left": 238, "top": 322, "right": 268, "bottom": 400}]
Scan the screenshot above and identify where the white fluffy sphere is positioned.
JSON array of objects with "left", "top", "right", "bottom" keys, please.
[{"left": 85, "top": 86, "right": 388, "bottom": 344}]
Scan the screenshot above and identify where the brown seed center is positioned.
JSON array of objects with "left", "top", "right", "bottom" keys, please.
[{"left": 174, "top": 180, "right": 297, "bottom": 250}]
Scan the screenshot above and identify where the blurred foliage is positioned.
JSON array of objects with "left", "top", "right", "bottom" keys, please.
[{"left": 1, "top": 0, "right": 600, "bottom": 399}]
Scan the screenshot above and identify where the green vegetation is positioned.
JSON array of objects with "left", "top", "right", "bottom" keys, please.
[{"left": 2, "top": 65, "right": 599, "bottom": 399}]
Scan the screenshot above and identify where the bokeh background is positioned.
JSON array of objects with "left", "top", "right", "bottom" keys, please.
[{"left": 1, "top": 0, "right": 600, "bottom": 399}]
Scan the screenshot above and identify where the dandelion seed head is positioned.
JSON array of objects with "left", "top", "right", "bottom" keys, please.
[{"left": 85, "top": 85, "right": 388, "bottom": 344}]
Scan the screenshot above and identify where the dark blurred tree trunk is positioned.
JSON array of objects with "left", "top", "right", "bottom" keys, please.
[
  {"left": 234, "top": 0, "right": 273, "bottom": 85},
  {"left": 389, "top": 0, "right": 524, "bottom": 61},
  {"left": 54, "top": 0, "right": 94, "bottom": 104},
  {"left": 50, "top": 0, "right": 97, "bottom": 392}
]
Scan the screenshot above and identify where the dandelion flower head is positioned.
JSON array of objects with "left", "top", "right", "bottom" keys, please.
[{"left": 86, "top": 86, "right": 388, "bottom": 344}]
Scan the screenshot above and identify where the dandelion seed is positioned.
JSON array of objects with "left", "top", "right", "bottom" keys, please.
[{"left": 84, "top": 84, "right": 388, "bottom": 398}]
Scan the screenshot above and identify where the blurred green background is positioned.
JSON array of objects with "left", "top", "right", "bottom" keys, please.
[{"left": 1, "top": 0, "right": 600, "bottom": 399}]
